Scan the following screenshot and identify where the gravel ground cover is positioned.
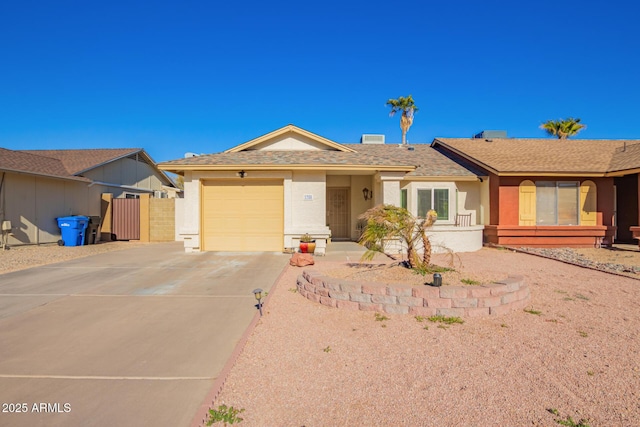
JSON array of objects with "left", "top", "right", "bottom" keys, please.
[
  {"left": 215, "top": 247, "right": 640, "bottom": 426},
  {"left": 0, "top": 241, "right": 147, "bottom": 274},
  {"left": 517, "top": 246, "right": 640, "bottom": 279}
]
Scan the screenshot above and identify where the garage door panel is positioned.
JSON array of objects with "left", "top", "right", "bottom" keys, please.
[{"left": 202, "top": 180, "right": 283, "bottom": 251}]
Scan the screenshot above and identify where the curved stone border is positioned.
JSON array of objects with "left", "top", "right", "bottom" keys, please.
[{"left": 297, "top": 270, "right": 530, "bottom": 317}]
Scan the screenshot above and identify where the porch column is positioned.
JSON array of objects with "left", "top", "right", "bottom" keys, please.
[
  {"left": 375, "top": 172, "right": 406, "bottom": 207},
  {"left": 180, "top": 172, "right": 201, "bottom": 252}
]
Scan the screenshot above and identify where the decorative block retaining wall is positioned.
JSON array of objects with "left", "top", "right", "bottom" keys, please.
[{"left": 297, "top": 270, "right": 530, "bottom": 317}]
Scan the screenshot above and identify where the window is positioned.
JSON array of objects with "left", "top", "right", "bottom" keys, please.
[
  {"left": 536, "top": 181, "right": 578, "bottom": 225},
  {"left": 400, "top": 189, "right": 407, "bottom": 209},
  {"left": 417, "top": 189, "right": 449, "bottom": 220}
]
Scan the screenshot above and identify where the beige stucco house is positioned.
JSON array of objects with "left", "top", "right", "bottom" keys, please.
[
  {"left": 159, "top": 125, "right": 485, "bottom": 254},
  {"left": 0, "top": 147, "right": 177, "bottom": 245}
]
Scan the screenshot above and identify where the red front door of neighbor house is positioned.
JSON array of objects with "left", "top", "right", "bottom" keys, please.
[{"left": 327, "top": 188, "right": 350, "bottom": 240}]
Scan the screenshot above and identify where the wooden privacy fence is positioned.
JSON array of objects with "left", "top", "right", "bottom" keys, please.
[
  {"left": 103, "top": 194, "right": 175, "bottom": 242},
  {"left": 112, "top": 198, "right": 141, "bottom": 240}
]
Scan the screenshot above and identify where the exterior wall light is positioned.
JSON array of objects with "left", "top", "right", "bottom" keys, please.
[
  {"left": 362, "top": 187, "right": 372, "bottom": 201},
  {"left": 237, "top": 170, "right": 247, "bottom": 178},
  {"left": 253, "top": 288, "right": 263, "bottom": 316}
]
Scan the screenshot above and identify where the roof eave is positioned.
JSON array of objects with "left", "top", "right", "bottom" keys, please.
[
  {"left": 0, "top": 167, "right": 91, "bottom": 182},
  {"left": 158, "top": 164, "right": 415, "bottom": 173}
]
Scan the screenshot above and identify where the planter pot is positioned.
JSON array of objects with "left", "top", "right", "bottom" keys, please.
[{"left": 300, "top": 241, "right": 316, "bottom": 254}]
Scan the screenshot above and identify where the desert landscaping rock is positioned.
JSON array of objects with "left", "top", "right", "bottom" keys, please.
[{"left": 215, "top": 247, "right": 640, "bottom": 426}]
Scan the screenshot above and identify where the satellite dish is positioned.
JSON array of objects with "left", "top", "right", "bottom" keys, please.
[{"left": 184, "top": 152, "right": 199, "bottom": 158}]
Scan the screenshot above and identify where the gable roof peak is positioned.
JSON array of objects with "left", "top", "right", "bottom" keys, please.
[{"left": 224, "top": 124, "right": 357, "bottom": 153}]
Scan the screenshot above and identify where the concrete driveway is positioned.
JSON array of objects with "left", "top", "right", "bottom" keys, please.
[{"left": 0, "top": 242, "right": 288, "bottom": 427}]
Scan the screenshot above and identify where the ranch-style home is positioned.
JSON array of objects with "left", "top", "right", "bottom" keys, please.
[
  {"left": 432, "top": 135, "right": 640, "bottom": 247},
  {"left": 159, "top": 125, "right": 486, "bottom": 254}
]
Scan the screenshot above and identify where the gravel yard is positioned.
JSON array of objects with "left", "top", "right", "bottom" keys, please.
[
  {"left": 0, "top": 241, "right": 148, "bottom": 274},
  {"left": 215, "top": 246, "right": 640, "bottom": 426}
]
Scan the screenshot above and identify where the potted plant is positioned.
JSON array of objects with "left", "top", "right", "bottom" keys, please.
[{"left": 299, "top": 233, "right": 316, "bottom": 254}]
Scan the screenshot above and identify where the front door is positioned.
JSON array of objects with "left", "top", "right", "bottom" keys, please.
[{"left": 327, "top": 188, "right": 350, "bottom": 240}]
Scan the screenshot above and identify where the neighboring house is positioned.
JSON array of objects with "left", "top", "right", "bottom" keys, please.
[
  {"left": 159, "top": 125, "right": 485, "bottom": 254},
  {"left": 0, "top": 147, "right": 178, "bottom": 245},
  {"left": 432, "top": 136, "right": 640, "bottom": 247}
]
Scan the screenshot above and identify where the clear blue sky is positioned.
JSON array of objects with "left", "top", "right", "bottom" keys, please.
[{"left": 2, "top": 0, "right": 639, "bottom": 163}]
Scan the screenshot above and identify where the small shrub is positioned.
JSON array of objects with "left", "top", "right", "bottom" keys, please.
[
  {"left": 500, "top": 323, "right": 509, "bottom": 328},
  {"left": 556, "top": 415, "right": 591, "bottom": 427},
  {"left": 374, "top": 313, "right": 389, "bottom": 322},
  {"left": 524, "top": 308, "right": 542, "bottom": 315},
  {"left": 547, "top": 408, "right": 591, "bottom": 427},
  {"left": 428, "top": 315, "right": 464, "bottom": 325},
  {"left": 414, "top": 315, "right": 425, "bottom": 323},
  {"left": 288, "top": 288, "right": 298, "bottom": 293},
  {"left": 575, "top": 294, "right": 590, "bottom": 301},
  {"left": 578, "top": 330, "right": 588, "bottom": 338},
  {"left": 461, "top": 278, "right": 481, "bottom": 286},
  {"left": 323, "top": 346, "right": 331, "bottom": 353},
  {"left": 207, "top": 404, "right": 245, "bottom": 426}
]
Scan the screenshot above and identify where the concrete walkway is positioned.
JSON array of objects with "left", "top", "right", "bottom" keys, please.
[{"left": 0, "top": 242, "right": 288, "bottom": 427}]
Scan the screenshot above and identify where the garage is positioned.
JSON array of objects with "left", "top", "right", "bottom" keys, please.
[{"left": 201, "top": 180, "right": 284, "bottom": 251}]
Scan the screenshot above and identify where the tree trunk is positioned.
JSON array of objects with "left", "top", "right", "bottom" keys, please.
[
  {"left": 400, "top": 114, "right": 413, "bottom": 145},
  {"left": 421, "top": 233, "right": 432, "bottom": 266}
]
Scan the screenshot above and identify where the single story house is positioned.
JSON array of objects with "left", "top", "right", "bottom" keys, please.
[
  {"left": 0, "top": 147, "right": 178, "bottom": 245},
  {"left": 432, "top": 135, "right": 640, "bottom": 247},
  {"left": 159, "top": 125, "right": 485, "bottom": 254}
]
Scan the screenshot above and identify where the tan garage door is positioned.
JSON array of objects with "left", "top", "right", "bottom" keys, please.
[{"left": 202, "top": 180, "right": 284, "bottom": 251}]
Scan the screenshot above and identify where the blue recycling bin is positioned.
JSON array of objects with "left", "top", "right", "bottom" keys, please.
[{"left": 56, "top": 216, "right": 90, "bottom": 246}]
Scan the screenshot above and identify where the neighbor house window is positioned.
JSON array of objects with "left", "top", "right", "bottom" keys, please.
[
  {"left": 417, "top": 189, "right": 449, "bottom": 220},
  {"left": 536, "top": 181, "right": 579, "bottom": 225},
  {"left": 400, "top": 189, "right": 407, "bottom": 210}
]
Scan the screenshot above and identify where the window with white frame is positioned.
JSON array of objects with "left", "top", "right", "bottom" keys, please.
[
  {"left": 536, "top": 181, "right": 579, "bottom": 225},
  {"left": 417, "top": 188, "right": 449, "bottom": 220},
  {"left": 400, "top": 189, "right": 407, "bottom": 210}
]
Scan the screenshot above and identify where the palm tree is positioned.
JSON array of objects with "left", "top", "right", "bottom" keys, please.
[
  {"left": 540, "top": 117, "right": 586, "bottom": 139},
  {"left": 387, "top": 95, "right": 419, "bottom": 145},
  {"left": 358, "top": 204, "right": 437, "bottom": 270}
]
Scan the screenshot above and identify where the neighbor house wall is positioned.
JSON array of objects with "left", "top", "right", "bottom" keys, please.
[
  {"left": 4, "top": 173, "right": 95, "bottom": 245},
  {"left": 485, "top": 176, "right": 616, "bottom": 247},
  {"left": 82, "top": 157, "right": 166, "bottom": 193}
]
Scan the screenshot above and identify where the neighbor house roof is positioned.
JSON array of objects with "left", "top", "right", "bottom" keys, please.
[
  {"left": 21, "top": 148, "right": 143, "bottom": 175},
  {"left": 433, "top": 138, "right": 640, "bottom": 176},
  {"left": 0, "top": 148, "right": 89, "bottom": 182}
]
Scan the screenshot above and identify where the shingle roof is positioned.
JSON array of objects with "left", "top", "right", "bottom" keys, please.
[
  {"left": 161, "top": 144, "right": 481, "bottom": 178},
  {"left": 433, "top": 138, "right": 640, "bottom": 175},
  {"left": 160, "top": 149, "right": 410, "bottom": 168},
  {"left": 21, "top": 148, "right": 142, "bottom": 175},
  {"left": 608, "top": 142, "right": 640, "bottom": 172},
  {"left": 342, "top": 144, "right": 483, "bottom": 177},
  {"left": 0, "top": 148, "right": 89, "bottom": 181}
]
